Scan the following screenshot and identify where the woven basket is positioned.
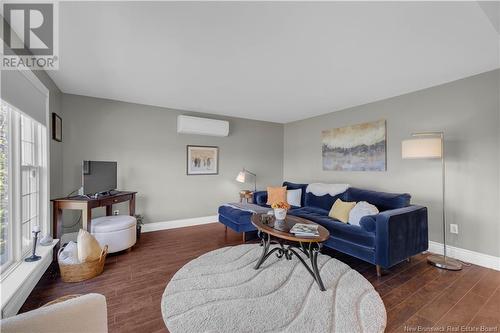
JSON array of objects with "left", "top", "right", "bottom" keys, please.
[
  {"left": 42, "top": 294, "right": 82, "bottom": 307},
  {"left": 58, "top": 245, "right": 108, "bottom": 283}
]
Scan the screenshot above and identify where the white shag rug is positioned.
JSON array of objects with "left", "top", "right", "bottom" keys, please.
[{"left": 161, "top": 244, "right": 386, "bottom": 333}]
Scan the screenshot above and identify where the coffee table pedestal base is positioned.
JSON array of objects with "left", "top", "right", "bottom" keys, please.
[{"left": 254, "top": 232, "right": 326, "bottom": 291}]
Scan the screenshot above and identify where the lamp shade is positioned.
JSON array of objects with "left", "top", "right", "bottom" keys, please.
[
  {"left": 402, "top": 137, "right": 442, "bottom": 159},
  {"left": 236, "top": 171, "right": 246, "bottom": 183}
]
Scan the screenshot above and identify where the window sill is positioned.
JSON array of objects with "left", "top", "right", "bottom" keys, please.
[{"left": 0, "top": 240, "right": 59, "bottom": 318}]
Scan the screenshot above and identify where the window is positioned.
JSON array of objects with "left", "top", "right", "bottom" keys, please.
[
  {"left": 21, "top": 116, "right": 43, "bottom": 255},
  {"left": 0, "top": 100, "right": 48, "bottom": 274},
  {"left": 0, "top": 104, "right": 10, "bottom": 269}
]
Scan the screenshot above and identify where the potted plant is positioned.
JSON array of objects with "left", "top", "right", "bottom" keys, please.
[
  {"left": 271, "top": 202, "right": 290, "bottom": 220},
  {"left": 134, "top": 214, "right": 144, "bottom": 240}
]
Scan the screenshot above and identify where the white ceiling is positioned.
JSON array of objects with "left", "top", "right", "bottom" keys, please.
[{"left": 49, "top": 1, "right": 499, "bottom": 124}]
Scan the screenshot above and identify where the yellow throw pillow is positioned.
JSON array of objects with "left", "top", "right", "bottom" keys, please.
[
  {"left": 77, "top": 229, "right": 102, "bottom": 263},
  {"left": 266, "top": 186, "right": 287, "bottom": 206},
  {"left": 329, "top": 199, "right": 356, "bottom": 223}
]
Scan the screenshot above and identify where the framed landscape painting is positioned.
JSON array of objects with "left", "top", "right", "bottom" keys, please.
[
  {"left": 321, "top": 120, "right": 386, "bottom": 171},
  {"left": 186, "top": 145, "right": 219, "bottom": 175}
]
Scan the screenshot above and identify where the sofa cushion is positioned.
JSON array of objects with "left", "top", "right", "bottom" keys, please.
[
  {"left": 342, "top": 187, "right": 411, "bottom": 211},
  {"left": 289, "top": 206, "right": 330, "bottom": 218},
  {"left": 289, "top": 207, "right": 375, "bottom": 248},
  {"left": 309, "top": 216, "right": 375, "bottom": 248},
  {"left": 304, "top": 192, "right": 344, "bottom": 211},
  {"left": 314, "top": 217, "right": 375, "bottom": 247}
]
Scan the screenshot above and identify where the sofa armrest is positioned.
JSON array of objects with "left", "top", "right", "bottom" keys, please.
[
  {"left": 373, "top": 205, "right": 428, "bottom": 268},
  {"left": 1, "top": 293, "right": 108, "bottom": 333},
  {"left": 253, "top": 191, "right": 268, "bottom": 206}
]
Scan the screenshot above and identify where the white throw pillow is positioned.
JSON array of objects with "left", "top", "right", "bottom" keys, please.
[
  {"left": 349, "top": 201, "right": 379, "bottom": 226},
  {"left": 58, "top": 241, "right": 80, "bottom": 265},
  {"left": 306, "top": 183, "right": 350, "bottom": 197},
  {"left": 287, "top": 189, "right": 302, "bottom": 207}
]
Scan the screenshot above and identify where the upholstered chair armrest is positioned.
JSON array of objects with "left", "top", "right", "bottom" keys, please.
[
  {"left": 253, "top": 191, "right": 268, "bottom": 206},
  {"left": 1, "top": 293, "right": 108, "bottom": 333},
  {"left": 373, "top": 205, "right": 428, "bottom": 268}
]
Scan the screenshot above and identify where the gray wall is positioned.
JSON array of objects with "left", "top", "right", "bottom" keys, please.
[
  {"left": 60, "top": 94, "right": 284, "bottom": 224},
  {"left": 284, "top": 69, "right": 500, "bottom": 257}
]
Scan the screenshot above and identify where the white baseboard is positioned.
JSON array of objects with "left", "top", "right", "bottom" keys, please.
[
  {"left": 428, "top": 241, "right": 500, "bottom": 271},
  {"left": 141, "top": 215, "right": 219, "bottom": 233}
]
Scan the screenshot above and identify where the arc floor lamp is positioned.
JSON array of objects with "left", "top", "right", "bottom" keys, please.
[
  {"left": 236, "top": 168, "right": 257, "bottom": 192},
  {"left": 402, "top": 132, "right": 462, "bottom": 271}
]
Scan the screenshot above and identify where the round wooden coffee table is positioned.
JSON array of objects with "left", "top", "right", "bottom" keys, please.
[{"left": 251, "top": 214, "right": 330, "bottom": 291}]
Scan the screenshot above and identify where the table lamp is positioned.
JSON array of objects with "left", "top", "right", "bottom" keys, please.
[
  {"left": 236, "top": 168, "right": 257, "bottom": 192},
  {"left": 402, "top": 132, "right": 462, "bottom": 271}
]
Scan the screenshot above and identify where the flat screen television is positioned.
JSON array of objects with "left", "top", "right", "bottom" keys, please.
[{"left": 82, "top": 161, "right": 117, "bottom": 195}]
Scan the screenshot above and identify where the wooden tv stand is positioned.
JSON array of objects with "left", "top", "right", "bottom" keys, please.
[{"left": 51, "top": 191, "right": 137, "bottom": 240}]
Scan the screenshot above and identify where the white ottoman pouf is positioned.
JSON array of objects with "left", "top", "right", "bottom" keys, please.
[{"left": 90, "top": 215, "right": 137, "bottom": 253}]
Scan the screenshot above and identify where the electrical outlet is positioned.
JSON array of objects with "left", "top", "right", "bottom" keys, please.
[
  {"left": 450, "top": 224, "right": 458, "bottom": 234},
  {"left": 113, "top": 210, "right": 119, "bottom": 216}
]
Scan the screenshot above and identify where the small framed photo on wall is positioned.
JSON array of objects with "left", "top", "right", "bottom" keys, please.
[
  {"left": 186, "top": 145, "right": 219, "bottom": 175},
  {"left": 52, "top": 113, "right": 62, "bottom": 142}
]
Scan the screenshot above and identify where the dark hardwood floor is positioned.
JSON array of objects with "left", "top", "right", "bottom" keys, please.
[{"left": 21, "top": 223, "right": 500, "bottom": 333}]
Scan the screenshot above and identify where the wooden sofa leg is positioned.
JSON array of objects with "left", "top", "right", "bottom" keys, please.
[
  {"left": 242, "top": 232, "right": 246, "bottom": 243},
  {"left": 376, "top": 265, "right": 382, "bottom": 277}
]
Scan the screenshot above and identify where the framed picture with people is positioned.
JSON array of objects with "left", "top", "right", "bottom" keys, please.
[{"left": 186, "top": 145, "right": 219, "bottom": 175}]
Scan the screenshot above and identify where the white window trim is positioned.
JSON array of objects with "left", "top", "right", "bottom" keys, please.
[
  {"left": 19, "top": 69, "right": 51, "bottom": 244},
  {"left": 0, "top": 69, "right": 54, "bottom": 318},
  {"left": 20, "top": 116, "right": 45, "bottom": 255},
  {"left": 1, "top": 240, "right": 58, "bottom": 318},
  {"left": 1, "top": 109, "right": 14, "bottom": 272}
]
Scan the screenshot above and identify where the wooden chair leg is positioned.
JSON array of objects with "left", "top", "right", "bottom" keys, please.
[{"left": 376, "top": 265, "right": 382, "bottom": 277}]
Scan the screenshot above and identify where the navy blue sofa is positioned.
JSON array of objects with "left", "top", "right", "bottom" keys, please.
[{"left": 218, "top": 182, "right": 428, "bottom": 275}]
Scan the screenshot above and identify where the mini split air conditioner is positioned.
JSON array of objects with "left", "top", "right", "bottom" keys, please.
[{"left": 177, "top": 115, "right": 229, "bottom": 137}]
